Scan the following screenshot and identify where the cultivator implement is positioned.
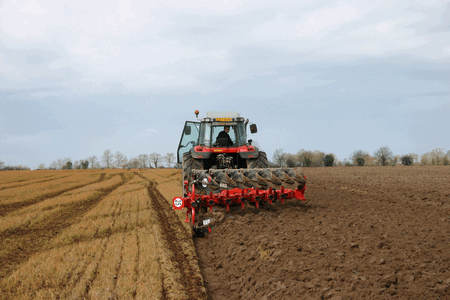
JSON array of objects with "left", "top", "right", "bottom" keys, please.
[
  {"left": 189, "top": 168, "right": 306, "bottom": 192},
  {"left": 172, "top": 168, "right": 307, "bottom": 234}
]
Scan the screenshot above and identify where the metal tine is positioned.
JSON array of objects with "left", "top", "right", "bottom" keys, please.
[
  {"left": 272, "top": 168, "right": 295, "bottom": 184},
  {"left": 208, "top": 177, "right": 221, "bottom": 190},
  {"left": 242, "top": 170, "right": 268, "bottom": 188},
  {"left": 285, "top": 169, "right": 306, "bottom": 183},
  {"left": 257, "top": 169, "right": 282, "bottom": 186},
  {"left": 255, "top": 172, "right": 269, "bottom": 187},
  {"left": 211, "top": 170, "right": 237, "bottom": 187},
  {"left": 228, "top": 171, "right": 253, "bottom": 187}
]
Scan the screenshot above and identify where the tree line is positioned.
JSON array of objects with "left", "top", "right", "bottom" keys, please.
[
  {"left": 270, "top": 147, "right": 450, "bottom": 167},
  {"left": 0, "top": 150, "right": 177, "bottom": 171},
  {"left": 1, "top": 147, "right": 450, "bottom": 171}
]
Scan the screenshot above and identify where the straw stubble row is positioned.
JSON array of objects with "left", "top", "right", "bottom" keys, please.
[{"left": 0, "top": 169, "right": 204, "bottom": 299}]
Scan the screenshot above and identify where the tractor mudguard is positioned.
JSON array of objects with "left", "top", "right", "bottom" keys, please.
[
  {"left": 238, "top": 147, "right": 260, "bottom": 159},
  {"left": 190, "top": 148, "right": 211, "bottom": 159}
]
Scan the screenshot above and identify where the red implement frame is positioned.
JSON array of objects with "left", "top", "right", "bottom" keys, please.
[{"left": 172, "top": 179, "right": 307, "bottom": 226}]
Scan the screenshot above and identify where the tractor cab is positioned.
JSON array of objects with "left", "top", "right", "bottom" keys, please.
[{"left": 177, "top": 111, "right": 258, "bottom": 166}]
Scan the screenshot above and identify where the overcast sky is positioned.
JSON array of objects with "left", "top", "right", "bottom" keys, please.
[{"left": 1, "top": 0, "right": 449, "bottom": 168}]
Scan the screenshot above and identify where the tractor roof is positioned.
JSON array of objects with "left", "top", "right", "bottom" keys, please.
[{"left": 206, "top": 111, "right": 240, "bottom": 119}]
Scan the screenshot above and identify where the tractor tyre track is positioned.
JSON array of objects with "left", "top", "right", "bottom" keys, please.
[
  {"left": 139, "top": 174, "right": 206, "bottom": 300},
  {"left": 0, "top": 173, "right": 107, "bottom": 217},
  {"left": 132, "top": 196, "right": 141, "bottom": 299},
  {"left": 0, "top": 173, "right": 129, "bottom": 281}
]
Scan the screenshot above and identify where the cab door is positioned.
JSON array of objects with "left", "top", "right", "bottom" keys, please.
[{"left": 177, "top": 121, "right": 200, "bottom": 164}]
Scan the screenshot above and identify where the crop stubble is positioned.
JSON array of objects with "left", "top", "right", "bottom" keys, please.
[{"left": 0, "top": 169, "right": 206, "bottom": 300}]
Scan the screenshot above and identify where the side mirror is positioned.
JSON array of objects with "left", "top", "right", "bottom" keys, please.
[
  {"left": 184, "top": 126, "right": 191, "bottom": 135},
  {"left": 250, "top": 124, "right": 257, "bottom": 134}
]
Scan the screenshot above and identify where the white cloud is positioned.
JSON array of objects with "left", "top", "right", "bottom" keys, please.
[
  {"left": 0, "top": 0, "right": 449, "bottom": 96},
  {"left": 17, "top": 0, "right": 47, "bottom": 15}
]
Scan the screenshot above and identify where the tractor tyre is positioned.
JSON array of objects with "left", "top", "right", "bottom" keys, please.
[
  {"left": 182, "top": 152, "right": 203, "bottom": 196},
  {"left": 247, "top": 151, "right": 269, "bottom": 169}
]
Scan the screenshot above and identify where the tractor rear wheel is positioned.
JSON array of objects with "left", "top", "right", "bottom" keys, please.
[
  {"left": 247, "top": 151, "right": 269, "bottom": 169},
  {"left": 182, "top": 152, "right": 203, "bottom": 196}
]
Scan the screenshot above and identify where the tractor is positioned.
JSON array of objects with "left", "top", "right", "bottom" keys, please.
[{"left": 173, "top": 111, "right": 306, "bottom": 235}]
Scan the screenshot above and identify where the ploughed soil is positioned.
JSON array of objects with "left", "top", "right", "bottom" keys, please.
[{"left": 195, "top": 166, "right": 450, "bottom": 299}]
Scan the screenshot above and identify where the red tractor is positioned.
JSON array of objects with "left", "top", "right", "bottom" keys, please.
[{"left": 173, "top": 111, "right": 306, "bottom": 235}]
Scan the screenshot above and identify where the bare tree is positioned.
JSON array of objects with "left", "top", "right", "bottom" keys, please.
[
  {"left": 102, "top": 150, "right": 114, "bottom": 168},
  {"left": 421, "top": 148, "right": 446, "bottom": 165},
  {"left": 49, "top": 161, "right": 57, "bottom": 170},
  {"left": 0, "top": 160, "right": 4, "bottom": 170},
  {"left": 430, "top": 148, "right": 445, "bottom": 165},
  {"left": 36, "top": 163, "right": 46, "bottom": 170},
  {"left": 128, "top": 157, "right": 140, "bottom": 169},
  {"left": 272, "top": 149, "right": 287, "bottom": 167},
  {"left": 285, "top": 153, "right": 297, "bottom": 167},
  {"left": 73, "top": 160, "right": 80, "bottom": 169},
  {"left": 350, "top": 150, "right": 369, "bottom": 166},
  {"left": 88, "top": 155, "right": 98, "bottom": 169},
  {"left": 420, "top": 152, "right": 431, "bottom": 165},
  {"left": 149, "top": 152, "right": 162, "bottom": 168},
  {"left": 445, "top": 150, "right": 450, "bottom": 165},
  {"left": 311, "top": 150, "right": 326, "bottom": 167},
  {"left": 373, "top": 146, "right": 394, "bottom": 166},
  {"left": 297, "top": 149, "right": 313, "bottom": 167},
  {"left": 114, "top": 151, "right": 127, "bottom": 169},
  {"left": 138, "top": 154, "right": 149, "bottom": 168},
  {"left": 56, "top": 158, "right": 64, "bottom": 170},
  {"left": 164, "top": 153, "right": 175, "bottom": 168}
]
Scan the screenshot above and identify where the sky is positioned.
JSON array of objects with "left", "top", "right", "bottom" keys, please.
[{"left": 0, "top": 0, "right": 449, "bottom": 169}]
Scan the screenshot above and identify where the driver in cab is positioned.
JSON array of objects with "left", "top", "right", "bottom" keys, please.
[{"left": 217, "top": 126, "right": 233, "bottom": 147}]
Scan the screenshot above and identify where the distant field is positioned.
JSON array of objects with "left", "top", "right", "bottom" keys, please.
[{"left": 0, "top": 169, "right": 206, "bottom": 300}]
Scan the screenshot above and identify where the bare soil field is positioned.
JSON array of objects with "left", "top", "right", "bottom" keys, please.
[
  {"left": 196, "top": 166, "right": 450, "bottom": 299},
  {"left": 1, "top": 166, "right": 449, "bottom": 299}
]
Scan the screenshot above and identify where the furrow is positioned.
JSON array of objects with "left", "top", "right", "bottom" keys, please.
[
  {"left": 0, "top": 174, "right": 126, "bottom": 280},
  {"left": 0, "top": 173, "right": 106, "bottom": 217},
  {"left": 0, "top": 174, "right": 75, "bottom": 191},
  {"left": 66, "top": 192, "right": 122, "bottom": 294},
  {"left": 132, "top": 197, "right": 141, "bottom": 299}
]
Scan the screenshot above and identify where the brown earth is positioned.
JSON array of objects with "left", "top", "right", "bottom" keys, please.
[{"left": 195, "top": 166, "right": 450, "bottom": 299}]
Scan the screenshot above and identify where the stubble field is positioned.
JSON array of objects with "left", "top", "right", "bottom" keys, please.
[
  {"left": 0, "top": 169, "right": 205, "bottom": 300},
  {"left": 1, "top": 166, "right": 449, "bottom": 299}
]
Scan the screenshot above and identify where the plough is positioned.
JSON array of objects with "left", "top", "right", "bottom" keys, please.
[{"left": 173, "top": 179, "right": 306, "bottom": 233}]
